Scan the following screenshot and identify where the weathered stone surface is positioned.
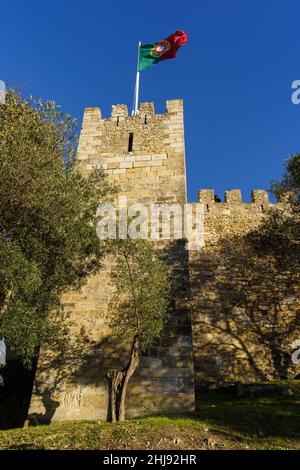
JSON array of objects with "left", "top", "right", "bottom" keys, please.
[
  {"left": 28, "top": 98, "right": 300, "bottom": 424},
  {"left": 29, "top": 99, "right": 195, "bottom": 423},
  {"left": 189, "top": 190, "right": 300, "bottom": 390}
]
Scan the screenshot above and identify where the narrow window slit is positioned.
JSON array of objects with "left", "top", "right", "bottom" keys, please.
[{"left": 128, "top": 132, "right": 133, "bottom": 152}]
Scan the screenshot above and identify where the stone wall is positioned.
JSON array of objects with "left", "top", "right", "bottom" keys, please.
[
  {"left": 28, "top": 100, "right": 195, "bottom": 423},
  {"left": 76, "top": 100, "right": 186, "bottom": 205},
  {"left": 28, "top": 97, "right": 300, "bottom": 423},
  {"left": 189, "top": 189, "right": 300, "bottom": 392}
]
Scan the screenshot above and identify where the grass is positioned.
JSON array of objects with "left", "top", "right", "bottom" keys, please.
[{"left": 0, "top": 381, "right": 300, "bottom": 450}]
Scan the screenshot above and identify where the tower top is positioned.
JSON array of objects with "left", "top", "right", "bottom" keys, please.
[{"left": 82, "top": 99, "right": 183, "bottom": 122}]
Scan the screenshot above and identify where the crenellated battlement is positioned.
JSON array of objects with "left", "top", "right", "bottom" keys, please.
[
  {"left": 195, "top": 188, "right": 281, "bottom": 245},
  {"left": 198, "top": 188, "right": 273, "bottom": 211},
  {"left": 81, "top": 99, "right": 183, "bottom": 124},
  {"left": 76, "top": 99, "right": 187, "bottom": 205}
]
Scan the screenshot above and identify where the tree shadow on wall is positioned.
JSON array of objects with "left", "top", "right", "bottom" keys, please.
[
  {"left": 190, "top": 215, "right": 300, "bottom": 392},
  {"left": 29, "top": 240, "right": 195, "bottom": 424},
  {"left": 29, "top": 322, "right": 188, "bottom": 424},
  {"left": 27, "top": 330, "right": 115, "bottom": 425},
  {"left": 28, "top": 393, "right": 60, "bottom": 426}
]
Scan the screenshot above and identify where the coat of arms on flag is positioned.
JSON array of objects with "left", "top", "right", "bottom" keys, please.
[{"left": 150, "top": 40, "right": 171, "bottom": 58}]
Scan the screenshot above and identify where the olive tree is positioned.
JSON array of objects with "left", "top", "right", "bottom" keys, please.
[
  {"left": 271, "top": 153, "right": 300, "bottom": 203},
  {"left": 0, "top": 91, "right": 114, "bottom": 367},
  {"left": 106, "top": 239, "right": 170, "bottom": 422}
]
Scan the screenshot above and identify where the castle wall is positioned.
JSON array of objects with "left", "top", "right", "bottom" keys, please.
[
  {"left": 189, "top": 189, "right": 300, "bottom": 391},
  {"left": 28, "top": 97, "right": 300, "bottom": 423},
  {"left": 28, "top": 100, "right": 195, "bottom": 423}
]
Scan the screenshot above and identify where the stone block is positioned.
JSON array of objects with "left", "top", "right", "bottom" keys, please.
[
  {"left": 224, "top": 189, "right": 242, "bottom": 205},
  {"left": 111, "top": 104, "right": 128, "bottom": 118},
  {"left": 251, "top": 189, "right": 269, "bottom": 208},
  {"left": 119, "top": 161, "right": 133, "bottom": 169},
  {"left": 198, "top": 189, "right": 215, "bottom": 205}
]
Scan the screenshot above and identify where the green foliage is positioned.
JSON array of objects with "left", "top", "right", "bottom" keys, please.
[
  {"left": 0, "top": 91, "right": 114, "bottom": 365},
  {"left": 271, "top": 153, "right": 300, "bottom": 204},
  {"left": 247, "top": 151, "right": 300, "bottom": 296},
  {"left": 109, "top": 239, "right": 170, "bottom": 349},
  {"left": 267, "top": 153, "right": 300, "bottom": 269},
  {"left": 0, "top": 238, "right": 45, "bottom": 362},
  {"left": 247, "top": 206, "right": 300, "bottom": 269}
]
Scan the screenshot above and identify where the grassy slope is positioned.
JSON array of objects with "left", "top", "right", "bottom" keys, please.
[{"left": 1, "top": 381, "right": 300, "bottom": 450}]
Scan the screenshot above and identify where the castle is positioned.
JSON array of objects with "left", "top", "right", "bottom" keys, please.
[{"left": 28, "top": 99, "right": 300, "bottom": 423}]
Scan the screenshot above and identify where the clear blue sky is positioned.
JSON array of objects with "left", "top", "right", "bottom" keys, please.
[{"left": 1, "top": 0, "right": 299, "bottom": 202}]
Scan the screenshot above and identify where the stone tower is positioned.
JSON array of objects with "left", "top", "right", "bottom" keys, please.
[{"left": 29, "top": 99, "right": 195, "bottom": 422}]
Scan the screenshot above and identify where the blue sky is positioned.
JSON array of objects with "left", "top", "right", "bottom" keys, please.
[{"left": 1, "top": 0, "right": 299, "bottom": 202}]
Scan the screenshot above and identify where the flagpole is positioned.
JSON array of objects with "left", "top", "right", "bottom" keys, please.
[{"left": 132, "top": 41, "right": 141, "bottom": 116}]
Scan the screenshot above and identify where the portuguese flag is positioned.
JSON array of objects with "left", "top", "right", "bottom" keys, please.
[{"left": 138, "top": 30, "right": 188, "bottom": 72}]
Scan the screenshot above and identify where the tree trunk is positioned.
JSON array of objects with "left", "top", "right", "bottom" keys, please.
[
  {"left": 106, "top": 369, "right": 123, "bottom": 422},
  {"left": 118, "top": 335, "right": 139, "bottom": 421},
  {"left": 106, "top": 335, "right": 139, "bottom": 422}
]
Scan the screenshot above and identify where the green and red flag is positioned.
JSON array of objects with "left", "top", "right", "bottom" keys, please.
[{"left": 138, "top": 30, "right": 188, "bottom": 71}]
